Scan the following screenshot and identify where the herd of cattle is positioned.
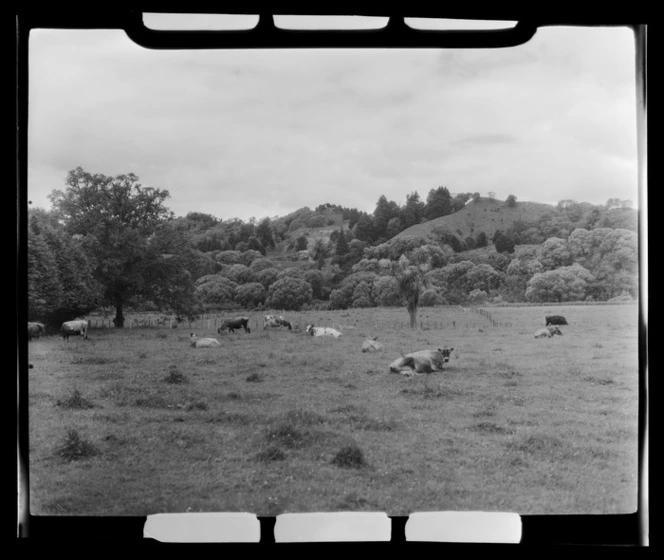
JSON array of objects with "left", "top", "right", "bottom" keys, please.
[{"left": 27, "top": 313, "right": 569, "bottom": 376}]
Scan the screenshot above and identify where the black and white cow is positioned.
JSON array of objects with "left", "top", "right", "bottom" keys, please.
[
  {"left": 28, "top": 322, "right": 46, "bottom": 340},
  {"left": 534, "top": 326, "right": 563, "bottom": 338},
  {"left": 61, "top": 319, "right": 88, "bottom": 341},
  {"left": 263, "top": 315, "right": 293, "bottom": 330},
  {"left": 545, "top": 315, "right": 568, "bottom": 326},
  {"left": 218, "top": 316, "right": 251, "bottom": 334},
  {"left": 389, "top": 347, "right": 454, "bottom": 375}
]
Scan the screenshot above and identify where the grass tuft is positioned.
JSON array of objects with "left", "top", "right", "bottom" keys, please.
[
  {"left": 266, "top": 424, "right": 307, "bottom": 449},
  {"left": 255, "top": 446, "right": 287, "bottom": 462},
  {"left": 56, "top": 429, "right": 99, "bottom": 462},
  {"left": 283, "top": 408, "right": 327, "bottom": 425},
  {"left": 246, "top": 373, "right": 263, "bottom": 383},
  {"left": 331, "top": 444, "right": 367, "bottom": 469},
  {"left": 470, "top": 422, "right": 514, "bottom": 435},
  {"left": 56, "top": 389, "right": 94, "bottom": 409},
  {"left": 164, "top": 365, "right": 187, "bottom": 384},
  {"left": 186, "top": 401, "right": 208, "bottom": 411}
]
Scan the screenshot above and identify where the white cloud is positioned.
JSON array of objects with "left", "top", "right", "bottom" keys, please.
[{"left": 26, "top": 25, "right": 639, "bottom": 221}]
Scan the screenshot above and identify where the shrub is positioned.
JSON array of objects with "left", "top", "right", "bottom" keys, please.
[
  {"left": 419, "top": 289, "right": 442, "bottom": 307},
  {"left": 255, "top": 446, "right": 286, "bottom": 462},
  {"left": 265, "top": 277, "right": 313, "bottom": 311},
  {"left": 467, "top": 289, "right": 488, "bottom": 305},
  {"left": 235, "top": 282, "right": 267, "bottom": 308},
  {"left": 266, "top": 424, "right": 307, "bottom": 449},
  {"left": 194, "top": 274, "right": 237, "bottom": 305},
  {"left": 331, "top": 444, "right": 366, "bottom": 469},
  {"left": 56, "top": 429, "right": 99, "bottom": 462},
  {"left": 164, "top": 366, "right": 187, "bottom": 384},
  {"left": 56, "top": 388, "right": 94, "bottom": 409},
  {"left": 186, "top": 401, "right": 208, "bottom": 411}
]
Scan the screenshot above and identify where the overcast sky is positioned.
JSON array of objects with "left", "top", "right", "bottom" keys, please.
[{"left": 27, "top": 16, "right": 640, "bottom": 222}]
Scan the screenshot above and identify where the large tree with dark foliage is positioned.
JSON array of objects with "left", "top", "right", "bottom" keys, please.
[
  {"left": 424, "top": 186, "right": 453, "bottom": 220},
  {"left": 48, "top": 167, "right": 201, "bottom": 326},
  {"left": 27, "top": 208, "right": 102, "bottom": 325}
]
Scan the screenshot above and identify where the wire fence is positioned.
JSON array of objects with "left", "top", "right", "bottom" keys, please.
[{"left": 85, "top": 305, "right": 520, "bottom": 332}]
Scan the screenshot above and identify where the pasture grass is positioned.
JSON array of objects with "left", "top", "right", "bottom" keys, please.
[{"left": 26, "top": 304, "right": 640, "bottom": 516}]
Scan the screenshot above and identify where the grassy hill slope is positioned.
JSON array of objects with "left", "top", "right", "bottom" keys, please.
[{"left": 394, "top": 197, "right": 557, "bottom": 241}]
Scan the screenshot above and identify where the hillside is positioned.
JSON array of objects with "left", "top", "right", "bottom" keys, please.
[{"left": 393, "top": 197, "right": 557, "bottom": 242}]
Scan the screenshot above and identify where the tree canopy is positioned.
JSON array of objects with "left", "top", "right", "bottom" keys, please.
[{"left": 47, "top": 168, "right": 201, "bottom": 325}]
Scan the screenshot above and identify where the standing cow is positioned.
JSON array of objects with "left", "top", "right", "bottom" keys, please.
[
  {"left": 218, "top": 316, "right": 251, "bottom": 334},
  {"left": 61, "top": 319, "right": 89, "bottom": 340},
  {"left": 27, "top": 322, "right": 46, "bottom": 340},
  {"left": 545, "top": 315, "right": 568, "bottom": 326}
]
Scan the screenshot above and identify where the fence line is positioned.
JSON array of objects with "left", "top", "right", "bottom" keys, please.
[{"left": 89, "top": 300, "right": 633, "bottom": 332}]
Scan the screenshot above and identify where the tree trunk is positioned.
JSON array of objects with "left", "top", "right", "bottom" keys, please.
[
  {"left": 113, "top": 303, "right": 125, "bottom": 328},
  {"left": 408, "top": 304, "right": 418, "bottom": 328}
]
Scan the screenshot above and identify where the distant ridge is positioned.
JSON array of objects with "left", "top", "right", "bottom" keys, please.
[{"left": 393, "top": 197, "right": 557, "bottom": 242}]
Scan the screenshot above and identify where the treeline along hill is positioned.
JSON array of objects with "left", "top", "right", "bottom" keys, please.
[{"left": 27, "top": 167, "right": 638, "bottom": 330}]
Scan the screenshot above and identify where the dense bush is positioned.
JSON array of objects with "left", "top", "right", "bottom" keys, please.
[
  {"left": 235, "top": 282, "right": 267, "bottom": 308},
  {"left": 419, "top": 288, "right": 443, "bottom": 307},
  {"left": 265, "top": 277, "right": 313, "bottom": 311},
  {"left": 194, "top": 274, "right": 237, "bottom": 305}
]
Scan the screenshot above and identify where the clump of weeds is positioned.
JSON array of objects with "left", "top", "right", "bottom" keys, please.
[
  {"left": 331, "top": 444, "right": 367, "bottom": 469},
  {"left": 56, "top": 388, "right": 94, "bottom": 409},
  {"left": 56, "top": 429, "right": 99, "bottom": 462}
]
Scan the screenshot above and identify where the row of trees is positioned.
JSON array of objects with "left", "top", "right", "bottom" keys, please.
[{"left": 27, "top": 168, "right": 639, "bottom": 330}]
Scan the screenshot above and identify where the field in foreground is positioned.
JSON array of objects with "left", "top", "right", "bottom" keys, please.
[{"left": 26, "top": 304, "right": 640, "bottom": 517}]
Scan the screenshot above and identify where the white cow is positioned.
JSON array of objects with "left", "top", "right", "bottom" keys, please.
[
  {"left": 61, "top": 319, "right": 88, "bottom": 341},
  {"left": 389, "top": 347, "right": 454, "bottom": 376},
  {"left": 190, "top": 333, "right": 221, "bottom": 348},
  {"left": 534, "top": 326, "right": 563, "bottom": 338},
  {"left": 306, "top": 324, "right": 342, "bottom": 338}
]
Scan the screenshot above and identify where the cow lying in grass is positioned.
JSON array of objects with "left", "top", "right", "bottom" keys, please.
[
  {"left": 263, "top": 315, "right": 293, "bottom": 330},
  {"left": 61, "top": 319, "right": 88, "bottom": 341},
  {"left": 534, "top": 326, "right": 563, "bottom": 338},
  {"left": 306, "top": 324, "right": 342, "bottom": 338},
  {"left": 190, "top": 333, "right": 221, "bottom": 348},
  {"left": 389, "top": 347, "right": 454, "bottom": 376},
  {"left": 218, "top": 316, "right": 251, "bottom": 334}
]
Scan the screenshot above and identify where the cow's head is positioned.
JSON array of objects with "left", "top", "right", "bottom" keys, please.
[
  {"left": 305, "top": 324, "right": 315, "bottom": 335},
  {"left": 550, "top": 327, "right": 563, "bottom": 336},
  {"left": 437, "top": 347, "right": 454, "bottom": 362}
]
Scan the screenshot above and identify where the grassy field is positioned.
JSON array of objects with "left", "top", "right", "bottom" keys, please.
[{"left": 26, "top": 304, "right": 640, "bottom": 517}]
